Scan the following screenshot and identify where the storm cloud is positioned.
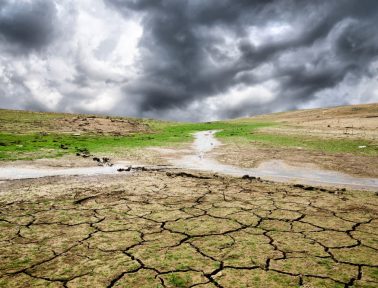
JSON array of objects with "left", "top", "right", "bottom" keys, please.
[{"left": 0, "top": 0, "right": 377, "bottom": 121}]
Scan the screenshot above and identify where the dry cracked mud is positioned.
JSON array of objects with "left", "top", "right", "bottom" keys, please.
[{"left": 0, "top": 171, "right": 377, "bottom": 288}]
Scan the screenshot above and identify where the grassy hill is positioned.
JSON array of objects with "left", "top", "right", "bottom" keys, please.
[{"left": 0, "top": 104, "right": 377, "bottom": 163}]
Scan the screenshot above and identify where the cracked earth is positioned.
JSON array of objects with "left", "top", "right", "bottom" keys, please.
[{"left": 0, "top": 170, "right": 377, "bottom": 288}]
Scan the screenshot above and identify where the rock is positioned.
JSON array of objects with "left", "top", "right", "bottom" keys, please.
[
  {"left": 293, "top": 184, "right": 305, "bottom": 189},
  {"left": 242, "top": 175, "right": 257, "bottom": 180},
  {"left": 166, "top": 171, "right": 211, "bottom": 179},
  {"left": 117, "top": 166, "right": 132, "bottom": 172},
  {"left": 60, "top": 144, "right": 69, "bottom": 149}
]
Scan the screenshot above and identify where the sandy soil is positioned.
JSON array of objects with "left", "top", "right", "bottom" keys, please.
[{"left": 0, "top": 171, "right": 377, "bottom": 287}]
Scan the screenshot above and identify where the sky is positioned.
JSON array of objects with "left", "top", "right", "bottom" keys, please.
[{"left": 0, "top": 0, "right": 377, "bottom": 121}]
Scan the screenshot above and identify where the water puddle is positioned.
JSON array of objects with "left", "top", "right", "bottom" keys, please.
[
  {"left": 0, "top": 164, "right": 129, "bottom": 180},
  {"left": 168, "top": 130, "right": 378, "bottom": 191}
]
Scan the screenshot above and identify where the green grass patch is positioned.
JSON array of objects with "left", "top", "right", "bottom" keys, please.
[
  {"left": 1, "top": 117, "right": 376, "bottom": 161},
  {"left": 0, "top": 121, "right": 273, "bottom": 161},
  {"left": 166, "top": 274, "right": 190, "bottom": 288}
]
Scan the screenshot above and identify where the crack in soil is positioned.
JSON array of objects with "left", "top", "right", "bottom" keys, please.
[{"left": 0, "top": 170, "right": 377, "bottom": 287}]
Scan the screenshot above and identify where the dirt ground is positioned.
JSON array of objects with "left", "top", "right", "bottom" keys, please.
[
  {"left": 249, "top": 103, "right": 378, "bottom": 140},
  {"left": 0, "top": 170, "right": 377, "bottom": 288},
  {"left": 0, "top": 109, "right": 151, "bottom": 135},
  {"left": 0, "top": 147, "right": 169, "bottom": 169},
  {"left": 218, "top": 104, "right": 378, "bottom": 178},
  {"left": 215, "top": 141, "right": 378, "bottom": 178},
  {"left": 53, "top": 116, "right": 151, "bottom": 136}
]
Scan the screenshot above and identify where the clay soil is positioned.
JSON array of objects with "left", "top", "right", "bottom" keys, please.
[{"left": 0, "top": 170, "right": 377, "bottom": 288}]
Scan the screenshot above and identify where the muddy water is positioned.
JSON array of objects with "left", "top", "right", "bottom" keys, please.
[
  {"left": 169, "top": 130, "right": 378, "bottom": 191},
  {"left": 0, "top": 164, "right": 129, "bottom": 180}
]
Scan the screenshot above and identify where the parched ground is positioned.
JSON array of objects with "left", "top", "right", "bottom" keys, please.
[{"left": 0, "top": 171, "right": 377, "bottom": 288}]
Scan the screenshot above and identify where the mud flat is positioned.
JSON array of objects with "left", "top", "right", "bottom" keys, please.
[{"left": 0, "top": 168, "right": 377, "bottom": 287}]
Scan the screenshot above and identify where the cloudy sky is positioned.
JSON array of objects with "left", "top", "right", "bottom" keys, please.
[{"left": 0, "top": 0, "right": 377, "bottom": 121}]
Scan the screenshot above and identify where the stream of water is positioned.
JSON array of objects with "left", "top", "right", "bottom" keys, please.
[
  {"left": 0, "top": 130, "right": 377, "bottom": 191},
  {"left": 169, "top": 130, "right": 378, "bottom": 191}
]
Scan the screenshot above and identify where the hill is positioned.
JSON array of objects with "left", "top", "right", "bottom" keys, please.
[{"left": 0, "top": 104, "right": 377, "bottom": 177}]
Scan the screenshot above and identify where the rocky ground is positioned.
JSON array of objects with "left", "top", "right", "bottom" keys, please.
[{"left": 0, "top": 170, "right": 377, "bottom": 288}]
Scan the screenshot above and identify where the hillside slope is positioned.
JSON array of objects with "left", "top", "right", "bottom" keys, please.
[
  {"left": 217, "top": 103, "right": 378, "bottom": 178},
  {"left": 0, "top": 104, "right": 377, "bottom": 177}
]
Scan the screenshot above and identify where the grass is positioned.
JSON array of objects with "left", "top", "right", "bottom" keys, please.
[
  {"left": 166, "top": 274, "right": 190, "bottom": 287},
  {"left": 0, "top": 121, "right": 273, "bottom": 161},
  {"left": 221, "top": 131, "right": 378, "bottom": 156},
  {"left": 1, "top": 109, "right": 377, "bottom": 161}
]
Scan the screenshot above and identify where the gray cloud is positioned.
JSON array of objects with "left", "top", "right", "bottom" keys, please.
[
  {"left": 0, "top": 0, "right": 377, "bottom": 121},
  {"left": 0, "top": 0, "right": 57, "bottom": 54},
  {"left": 106, "top": 0, "right": 378, "bottom": 120}
]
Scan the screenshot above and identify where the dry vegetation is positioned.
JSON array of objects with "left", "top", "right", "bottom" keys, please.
[
  {"left": 0, "top": 171, "right": 377, "bottom": 288},
  {"left": 0, "top": 109, "right": 151, "bottom": 135}
]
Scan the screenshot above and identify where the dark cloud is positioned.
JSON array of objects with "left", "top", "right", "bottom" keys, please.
[
  {"left": 0, "top": 0, "right": 377, "bottom": 121},
  {"left": 0, "top": 0, "right": 57, "bottom": 53},
  {"left": 105, "top": 0, "right": 378, "bottom": 120}
]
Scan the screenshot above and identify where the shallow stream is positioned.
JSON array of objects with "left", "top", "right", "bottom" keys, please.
[
  {"left": 1, "top": 130, "right": 377, "bottom": 191},
  {"left": 168, "top": 130, "right": 378, "bottom": 191}
]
